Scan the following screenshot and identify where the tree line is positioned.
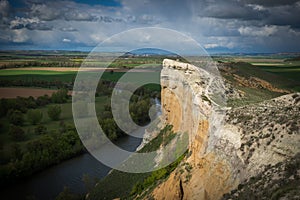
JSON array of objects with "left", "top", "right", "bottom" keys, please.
[
  {"left": 0, "top": 123, "right": 84, "bottom": 186},
  {"left": 0, "top": 88, "right": 69, "bottom": 118},
  {"left": 0, "top": 61, "right": 81, "bottom": 69}
]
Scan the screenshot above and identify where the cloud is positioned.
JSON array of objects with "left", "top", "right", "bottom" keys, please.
[
  {"left": 30, "top": 3, "right": 63, "bottom": 21},
  {"left": 238, "top": 25, "right": 278, "bottom": 37},
  {"left": 264, "top": 5, "right": 300, "bottom": 28},
  {"left": 25, "top": 22, "right": 52, "bottom": 30},
  {"left": 195, "top": 0, "right": 269, "bottom": 20},
  {"left": 13, "top": 30, "right": 29, "bottom": 42},
  {"left": 59, "top": 26, "right": 78, "bottom": 32},
  {"left": 1, "top": 0, "right": 300, "bottom": 53},
  {"left": 0, "top": 0, "right": 9, "bottom": 17},
  {"left": 62, "top": 38, "right": 71, "bottom": 42},
  {"left": 64, "top": 10, "right": 96, "bottom": 21},
  {"left": 242, "top": 0, "right": 299, "bottom": 7},
  {"left": 246, "top": 4, "right": 267, "bottom": 11},
  {"left": 99, "top": 16, "right": 123, "bottom": 23},
  {"left": 204, "top": 43, "right": 219, "bottom": 49},
  {"left": 10, "top": 17, "right": 52, "bottom": 30},
  {"left": 0, "top": 0, "right": 12, "bottom": 26},
  {"left": 28, "top": 1, "right": 98, "bottom": 21}
]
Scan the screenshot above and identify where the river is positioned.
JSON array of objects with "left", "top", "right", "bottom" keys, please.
[
  {"left": 2, "top": 134, "right": 143, "bottom": 200},
  {"left": 2, "top": 98, "right": 161, "bottom": 200}
]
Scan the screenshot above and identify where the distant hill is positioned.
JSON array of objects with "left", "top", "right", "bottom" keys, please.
[
  {"left": 285, "top": 56, "right": 300, "bottom": 62},
  {"left": 124, "top": 48, "right": 177, "bottom": 56}
]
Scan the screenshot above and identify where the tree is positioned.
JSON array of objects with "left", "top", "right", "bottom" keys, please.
[
  {"left": 51, "top": 89, "right": 68, "bottom": 103},
  {"left": 11, "top": 143, "right": 23, "bottom": 160},
  {"left": 9, "top": 125, "right": 25, "bottom": 141},
  {"left": 47, "top": 105, "right": 62, "bottom": 121},
  {"left": 55, "top": 187, "right": 80, "bottom": 200},
  {"left": 34, "top": 125, "right": 47, "bottom": 135},
  {"left": 27, "top": 109, "right": 43, "bottom": 125},
  {"left": 36, "top": 95, "right": 51, "bottom": 106},
  {"left": 8, "top": 110, "right": 24, "bottom": 126},
  {"left": 101, "top": 118, "right": 118, "bottom": 140}
]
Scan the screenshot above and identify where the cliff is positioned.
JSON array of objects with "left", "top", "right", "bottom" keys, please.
[{"left": 147, "top": 59, "right": 300, "bottom": 200}]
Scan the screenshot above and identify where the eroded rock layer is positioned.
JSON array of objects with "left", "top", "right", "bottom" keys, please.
[{"left": 149, "top": 59, "right": 300, "bottom": 200}]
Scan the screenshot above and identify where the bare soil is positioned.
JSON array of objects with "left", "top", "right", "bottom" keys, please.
[{"left": 0, "top": 87, "right": 71, "bottom": 99}]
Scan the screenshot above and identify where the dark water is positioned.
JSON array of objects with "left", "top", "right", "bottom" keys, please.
[{"left": 2, "top": 135, "right": 143, "bottom": 200}]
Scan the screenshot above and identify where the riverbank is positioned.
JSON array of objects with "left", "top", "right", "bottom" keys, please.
[{"left": 1, "top": 134, "right": 143, "bottom": 200}]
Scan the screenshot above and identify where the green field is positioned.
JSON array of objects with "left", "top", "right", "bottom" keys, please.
[
  {"left": 0, "top": 69, "right": 160, "bottom": 83},
  {"left": 253, "top": 64, "right": 300, "bottom": 82}
]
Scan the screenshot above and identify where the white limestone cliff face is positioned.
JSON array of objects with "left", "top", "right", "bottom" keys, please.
[{"left": 148, "top": 59, "right": 300, "bottom": 200}]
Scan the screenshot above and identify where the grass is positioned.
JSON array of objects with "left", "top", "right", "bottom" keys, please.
[
  {"left": 254, "top": 65, "right": 300, "bottom": 83},
  {"left": 87, "top": 125, "right": 182, "bottom": 200},
  {"left": 0, "top": 70, "right": 161, "bottom": 93},
  {"left": 227, "top": 86, "right": 282, "bottom": 107},
  {"left": 222, "top": 61, "right": 300, "bottom": 107},
  {"left": 251, "top": 63, "right": 300, "bottom": 92},
  {"left": 0, "top": 70, "right": 75, "bottom": 76},
  {"left": 0, "top": 69, "right": 160, "bottom": 84}
]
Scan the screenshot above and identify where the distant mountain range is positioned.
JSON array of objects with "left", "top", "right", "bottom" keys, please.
[{"left": 124, "top": 48, "right": 177, "bottom": 56}]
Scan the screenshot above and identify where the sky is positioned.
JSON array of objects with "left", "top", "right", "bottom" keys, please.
[{"left": 1, "top": 0, "right": 300, "bottom": 53}]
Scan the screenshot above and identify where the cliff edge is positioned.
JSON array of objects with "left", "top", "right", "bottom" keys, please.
[{"left": 147, "top": 59, "right": 300, "bottom": 200}]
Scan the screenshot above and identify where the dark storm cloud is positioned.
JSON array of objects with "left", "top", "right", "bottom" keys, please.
[
  {"left": 264, "top": 4, "right": 300, "bottom": 28},
  {"left": 10, "top": 23, "right": 24, "bottom": 29},
  {"left": 194, "top": 0, "right": 300, "bottom": 29},
  {"left": 27, "top": 1, "right": 125, "bottom": 23},
  {"left": 197, "top": 0, "right": 269, "bottom": 20},
  {"left": 0, "top": 0, "right": 12, "bottom": 26},
  {"left": 9, "top": 16, "right": 53, "bottom": 31},
  {"left": 242, "top": 0, "right": 299, "bottom": 7},
  {"left": 25, "top": 22, "right": 52, "bottom": 30},
  {"left": 28, "top": 2, "right": 98, "bottom": 21},
  {"left": 0, "top": 0, "right": 10, "bottom": 17},
  {"left": 1, "top": 0, "right": 300, "bottom": 52},
  {"left": 29, "top": 3, "right": 63, "bottom": 21},
  {"left": 64, "top": 11, "right": 97, "bottom": 21}
]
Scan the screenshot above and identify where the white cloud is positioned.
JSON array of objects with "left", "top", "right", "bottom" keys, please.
[
  {"left": 246, "top": 4, "right": 266, "bottom": 11},
  {"left": 204, "top": 43, "right": 219, "bottom": 49},
  {"left": 62, "top": 38, "right": 71, "bottom": 42},
  {"left": 238, "top": 25, "right": 278, "bottom": 36}
]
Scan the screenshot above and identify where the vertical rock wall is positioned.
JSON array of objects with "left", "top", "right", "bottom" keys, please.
[
  {"left": 150, "top": 59, "right": 300, "bottom": 200},
  {"left": 153, "top": 59, "right": 239, "bottom": 200}
]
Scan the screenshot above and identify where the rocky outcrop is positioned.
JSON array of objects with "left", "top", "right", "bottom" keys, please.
[
  {"left": 149, "top": 59, "right": 300, "bottom": 200},
  {"left": 151, "top": 59, "right": 240, "bottom": 200}
]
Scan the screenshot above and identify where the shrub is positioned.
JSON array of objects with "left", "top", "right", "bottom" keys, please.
[
  {"left": 8, "top": 110, "right": 24, "bottom": 126},
  {"left": 47, "top": 105, "right": 62, "bottom": 121},
  {"left": 27, "top": 109, "right": 43, "bottom": 125},
  {"left": 201, "top": 94, "right": 211, "bottom": 105},
  {"left": 9, "top": 125, "right": 25, "bottom": 141},
  {"left": 51, "top": 89, "right": 68, "bottom": 103},
  {"left": 34, "top": 125, "right": 47, "bottom": 135}
]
